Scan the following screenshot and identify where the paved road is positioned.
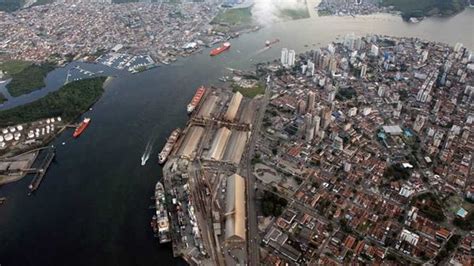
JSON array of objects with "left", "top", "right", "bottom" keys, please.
[{"left": 241, "top": 78, "right": 271, "bottom": 266}]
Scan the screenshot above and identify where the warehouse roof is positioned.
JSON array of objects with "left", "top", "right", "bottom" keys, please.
[
  {"left": 223, "top": 131, "right": 248, "bottom": 164},
  {"left": 197, "top": 95, "right": 218, "bottom": 119},
  {"left": 225, "top": 173, "right": 246, "bottom": 242},
  {"left": 224, "top": 92, "right": 243, "bottom": 122},
  {"left": 208, "top": 127, "right": 231, "bottom": 161},
  {"left": 178, "top": 126, "right": 205, "bottom": 159}
]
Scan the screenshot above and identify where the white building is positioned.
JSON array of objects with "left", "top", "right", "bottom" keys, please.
[
  {"left": 371, "top": 44, "right": 379, "bottom": 57},
  {"left": 281, "top": 48, "right": 288, "bottom": 66},
  {"left": 307, "top": 61, "right": 315, "bottom": 76},
  {"left": 288, "top": 50, "right": 296, "bottom": 67}
]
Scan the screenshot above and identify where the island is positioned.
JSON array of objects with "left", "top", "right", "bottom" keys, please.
[
  {"left": 317, "top": 0, "right": 468, "bottom": 21},
  {"left": 0, "top": 76, "right": 107, "bottom": 186},
  {"left": 0, "top": 61, "right": 55, "bottom": 97},
  {"left": 0, "top": 76, "right": 107, "bottom": 155}
]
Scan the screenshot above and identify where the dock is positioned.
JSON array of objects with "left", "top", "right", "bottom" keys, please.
[{"left": 28, "top": 147, "right": 56, "bottom": 195}]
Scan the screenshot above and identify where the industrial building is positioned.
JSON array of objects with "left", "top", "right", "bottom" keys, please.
[
  {"left": 208, "top": 127, "right": 231, "bottom": 161},
  {"left": 224, "top": 92, "right": 243, "bottom": 122},
  {"left": 177, "top": 126, "right": 205, "bottom": 159},
  {"left": 238, "top": 100, "right": 255, "bottom": 126},
  {"left": 223, "top": 131, "right": 249, "bottom": 164},
  {"left": 197, "top": 95, "right": 218, "bottom": 119},
  {"left": 225, "top": 173, "right": 246, "bottom": 246}
]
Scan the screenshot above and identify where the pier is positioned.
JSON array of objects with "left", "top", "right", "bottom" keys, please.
[{"left": 28, "top": 147, "right": 56, "bottom": 195}]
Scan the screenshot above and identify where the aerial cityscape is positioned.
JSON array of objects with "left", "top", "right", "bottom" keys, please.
[{"left": 0, "top": 0, "right": 473, "bottom": 265}]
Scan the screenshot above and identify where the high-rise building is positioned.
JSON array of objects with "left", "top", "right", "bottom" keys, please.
[
  {"left": 354, "top": 36, "right": 362, "bottom": 51},
  {"left": 360, "top": 64, "right": 367, "bottom": 78},
  {"left": 306, "top": 126, "right": 315, "bottom": 143},
  {"left": 328, "top": 56, "right": 337, "bottom": 73},
  {"left": 313, "top": 115, "right": 320, "bottom": 135},
  {"left": 313, "top": 49, "right": 321, "bottom": 67},
  {"left": 321, "top": 55, "right": 330, "bottom": 70},
  {"left": 377, "top": 86, "right": 385, "bottom": 97},
  {"left": 421, "top": 50, "right": 429, "bottom": 63},
  {"left": 297, "top": 99, "right": 306, "bottom": 115},
  {"left": 333, "top": 136, "right": 344, "bottom": 150},
  {"left": 322, "top": 107, "right": 332, "bottom": 129},
  {"left": 327, "top": 90, "right": 336, "bottom": 103},
  {"left": 281, "top": 48, "right": 296, "bottom": 68},
  {"left": 432, "top": 99, "right": 441, "bottom": 114},
  {"left": 301, "top": 64, "right": 307, "bottom": 75},
  {"left": 288, "top": 50, "right": 296, "bottom": 67},
  {"left": 327, "top": 43, "right": 336, "bottom": 55},
  {"left": 344, "top": 162, "right": 352, "bottom": 172},
  {"left": 304, "top": 113, "right": 314, "bottom": 142},
  {"left": 454, "top": 42, "right": 463, "bottom": 53},
  {"left": 307, "top": 61, "right": 315, "bottom": 76},
  {"left": 348, "top": 107, "right": 357, "bottom": 117},
  {"left": 371, "top": 44, "right": 379, "bottom": 57},
  {"left": 307, "top": 91, "right": 316, "bottom": 113},
  {"left": 281, "top": 48, "right": 288, "bottom": 66},
  {"left": 344, "top": 33, "right": 355, "bottom": 50},
  {"left": 413, "top": 115, "right": 427, "bottom": 133}
]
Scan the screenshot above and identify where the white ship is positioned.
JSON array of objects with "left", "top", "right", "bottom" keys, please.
[
  {"left": 158, "top": 128, "right": 181, "bottom": 164},
  {"left": 151, "top": 181, "right": 171, "bottom": 244}
]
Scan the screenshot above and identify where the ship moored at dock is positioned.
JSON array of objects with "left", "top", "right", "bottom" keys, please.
[
  {"left": 73, "top": 118, "right": 91, "bottom": 138},
  {"left": 151, "top": 181, "right": 171, "bottom": 244},
  {"left": 187, "top": 86, "right": 206, "bottom": 114},
  {"left": 158, "top": 128, "right": 181, "bottom": 164}
]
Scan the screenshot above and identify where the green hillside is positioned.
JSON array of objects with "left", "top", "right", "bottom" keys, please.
[{"left": 382, "top": 0, "right": 467, "bottom": 19}]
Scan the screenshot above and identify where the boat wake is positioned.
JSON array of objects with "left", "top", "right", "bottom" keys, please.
[{"left": 141, "top": 135, "right": 156, "bottom": 166}]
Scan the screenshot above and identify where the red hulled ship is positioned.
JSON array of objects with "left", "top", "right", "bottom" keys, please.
[
  {"left": 73, "top": 118, "right": 91, "bottom": 138},
  {"left": 187, "top": 86, "right": 206, "bottom": 114},
  {"left": 210, "top": 42, "right": 231, "bottom": 56}
]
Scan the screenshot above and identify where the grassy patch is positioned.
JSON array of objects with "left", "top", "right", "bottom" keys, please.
[
  {"left": 0, "top": 93, "right": 7, "bottom": 104},
  {"left": 261, "top": 190, "right": 288, "bottom": 217},
  {"left": 336, "top": 86, "right": 357, "bottom": 101},
  {"left": 6, "top": 64, "right": 55, "bottom": 97},
  {"left": 0, "top": 60, "right": 32, "bottom": 77},
  {"left": 232, "top": 83, "right": 265, "bottom": 98},
  {"left": 212, "top": 7, "right": 253, "bottom": 25},
  {"left": 278, "top": 7, "right": 310, "bottom": 20},
  {"left": 0, "top": 77, "right": 106, "bottom": 127},
  {"left": 317, "top": 9, "right": 332, "bottom": 16},
  {"left": 411, "top": 192, "right": 446, "bottom": 222}
]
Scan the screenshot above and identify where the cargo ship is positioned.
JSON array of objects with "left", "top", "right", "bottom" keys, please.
[
  {"left": 187, "top": 86, "right": 206, "bottom": 114},
  {"left": 151, "top": 181, "right": 171, "bottom": 244},
  {"left": 158, "top": 128, "right": 181, "bottom": 164},
  {"left": 73, "top": 118, "right": 91, "bottom": 138},
  {"left": 210, "top": 42, "right": 231, "bottom": 56}
]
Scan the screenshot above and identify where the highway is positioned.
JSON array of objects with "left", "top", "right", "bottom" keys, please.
[{"left": 241, "top": 77, "right": 272, "bottom": 266}]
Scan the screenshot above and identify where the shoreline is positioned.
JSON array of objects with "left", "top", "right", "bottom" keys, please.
[{"left": 0, "top": 77, "right": 110, "bottom": 185}]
